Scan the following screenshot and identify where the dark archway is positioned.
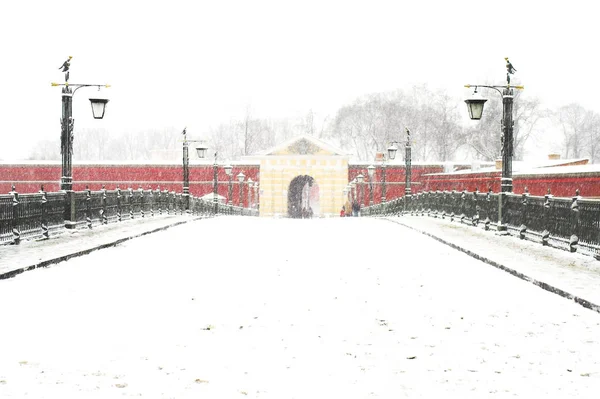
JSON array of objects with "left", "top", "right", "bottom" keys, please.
[{"left": 288, "top": 175, "right": 319, "bottom": 218}]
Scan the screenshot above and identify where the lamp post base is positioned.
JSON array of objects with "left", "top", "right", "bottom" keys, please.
[
  {"left": 496, "top": 224, "right": 509, "bottom": 235},
  {"left": 63, "top": 190, "right": 76, "bottom": 229}
]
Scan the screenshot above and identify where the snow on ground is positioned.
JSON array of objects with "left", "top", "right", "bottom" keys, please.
[{"left": 0, "top": 216, "right": 599, "bottom": 398}]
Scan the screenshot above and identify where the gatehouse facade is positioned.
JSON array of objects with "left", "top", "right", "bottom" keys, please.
[{"left": 246, "top": 135, "right": 350, "bottom": 218}]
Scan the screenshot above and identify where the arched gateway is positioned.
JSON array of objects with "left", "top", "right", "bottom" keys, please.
[
  {"left": 246, "top": 135, "right": 349, "bottom": 217},
  {"left": 287, "top": 175, "right": 319, "bottom": 218}
]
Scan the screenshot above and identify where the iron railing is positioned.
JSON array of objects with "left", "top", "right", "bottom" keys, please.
[
  {"left": 362, "top": 189, "right": 600, "bottom": 259},
  {"left": 1, "top": 185, "right": 258, "bottom": 245}
]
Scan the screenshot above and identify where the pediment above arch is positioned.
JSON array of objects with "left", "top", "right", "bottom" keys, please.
[{"left": 258, "top": 135, "right": 347, "bottom": 156}]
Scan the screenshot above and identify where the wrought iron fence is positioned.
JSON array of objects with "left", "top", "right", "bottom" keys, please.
[
  {"left": 362, "top": 188, "right": 600, "bottom": 259},
  {"left": 1, "top": 185, "right": 258, "bottom": 245}
]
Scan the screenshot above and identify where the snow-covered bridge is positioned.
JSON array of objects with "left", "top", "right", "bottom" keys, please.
[{"left": 1, "top": 216, "right": 599, "bottom": 398}]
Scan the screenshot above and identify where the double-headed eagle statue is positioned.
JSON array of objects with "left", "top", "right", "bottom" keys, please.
[
  {"left": 505, "top": 57, "right": 517, "bottom": 84},
  {"left": 59, "top": 56, "right": 72, "bottom": 82}
]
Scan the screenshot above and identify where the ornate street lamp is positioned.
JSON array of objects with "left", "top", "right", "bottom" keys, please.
[
  {"left": 367, "top": 165, "right": 375, "bottom": 206},
  {"left": 212, "top": 152, "right": 219, "bottom": 214},
  {"left": 387, "top": 143, "right": 398, "bottom": 161},
  {"left": 356, "top": 173, "right": 365, "bottom": 210},
  {"left": 195, "top": 143, "right": 208, "bottom": 159},
  {"left": 237, "top": 171, "right": 245, "bottom": 207},
  {"left": 465, "top": 57, "right": 524, "bottom": 232},
  {"left": 224, "top": 164, "right": 233, "bottom": 205},
  {"left": 381, "top": 160, "right": 387, "bottom": 203},
  {"left": 89, "top": 98, "right": 109, "bottom": 119},
  {"left": 253, "top": 182, "right": 259, "bottom": 209},
  {"left": 182, "top": 132, "right": 207, "bottom": 212},
  {"left": 52, "top": 56, "right": 109, "bottom": 228},
  {"left": 247, "top": 177, "right": 253, "bottom": 209},
  {"left": 404, "top": 128, "right": 412, "bottom": 198},
  {"left": 464, "top": 88, "right": 487, "bottom": 120}
]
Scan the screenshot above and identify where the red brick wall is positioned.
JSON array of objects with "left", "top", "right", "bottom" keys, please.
[{"left": 0, "top": 163, "right": 260, "bottom": 206}]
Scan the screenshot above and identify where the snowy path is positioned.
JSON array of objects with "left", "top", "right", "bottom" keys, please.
[{"left": 0, "top": 216, "right": 599, "bottom": 398}]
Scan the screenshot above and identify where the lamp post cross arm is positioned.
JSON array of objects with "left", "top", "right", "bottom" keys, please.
[
  {"left": 51, "top": 82, "right": 111, "bottom": 93},
  {"left": 464, "top": 84, "right": 524, "bottom": 90}
]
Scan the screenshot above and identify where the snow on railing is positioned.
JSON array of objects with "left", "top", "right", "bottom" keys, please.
[
  {"left": 362, "top": 188, "right": 600, "bottom": 260},
  {"left": 0, "top": 185, "right": 258, "bottom": 245}
]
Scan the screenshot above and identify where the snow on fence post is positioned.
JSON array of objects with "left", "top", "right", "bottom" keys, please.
[
  {"left": 542, "top": 188, "right": 553, "bottom": 246},
  {"left": 128, "top": 187, "right": 134, "bottom": 220},
  {"left": 139, "top": 186, "right": 145, "bottom": 219},
  {"left": 484, "top": 189, "right": 492, "bottom": 231},
  {"left": 149, "top": 187, "right": 154, "bottom": 218},
  {"left": 101, "top": 185, "right": 108, "bottom": 225},
  {"left": 165, "top": 189, "right": 169, "bottom": 214},
  {"left": 9, "top": 185, "right": 20, "bottom": 245},
  {"left": 86, "top": 186, "right": 92, "bottom": 229},
  {"left": 519, "top": 187, "right": 529, "bottom": 240},
  {"left": 435, "top": 189, "right": 442, "bottom": 218},
  {"left": 473, "top": 189, "right": 480, "bottom": 227},
  {"left": 450, "top": 190, "right": 457, "bottom": 222},
  {"left": 157, "top": 187, "right": 162, "bottom": 215},
  {"left": 163, "top": 189, "right": 169, "bottom": 215},
  {"left": 170, "top": 191, "right": 176, "bottom": 214},
  {"left": 459, "top": 189, "right": 466, "bottom": 224},
  {"left": 569, "top": 189, "right": 581, "bottom": 253},
  {"left": 441, "top": 190, "right": 447, "bottom": 220},
  {"left": 116, "top": 186, "right": 122, "bottom": 222},
  {"left": 40, "top": 185, "right": 49, "bottom": 239}
]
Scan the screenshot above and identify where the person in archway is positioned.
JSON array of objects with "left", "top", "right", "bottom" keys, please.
[{"left": 308, "top": 206, "right": 313, "bottom": 219}]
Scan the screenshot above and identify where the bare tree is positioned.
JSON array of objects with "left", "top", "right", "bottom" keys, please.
[
  {"left": 467, "top": 91, "right": 545, "bottom": 161},
  {"left": 325, "top": 86, "right": 465, "bottom": 162},
  {"left": 555, "top": 103, "right": 587, "bottom": 159},
  {"left": 585, "top": 111, "right": 600, "bottom": 163},
  {"left": 28, "top": 139, "right": 60, "bottom": 161}
]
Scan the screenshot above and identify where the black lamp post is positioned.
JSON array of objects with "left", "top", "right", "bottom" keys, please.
[
  {"left": 405, "top": 129, "right": 412, "bottom": 197},
  {"left": 182, "top": 131, "right": 207, "bottom": 212},
  {"left": 52, "top": 56, "right": 109, "bottom": 228},
  {"left": 225, "top": 164, "right": 233, "bottom": 205},
  {"left": 237, "top": 171, "right": 245, "bottom": 207},
  {"left": 356, "top": 173, "right": 365, "bottom": 210},
  {"left": 247, "top": 178, "right": 253, "bottom": 209},
  {"left": 367, "top": 164, "right": 375, "bottom": 206},
  {"left": 387, "top": 128, "right": 412, "bottom": 199},
  {"left": 254, "top": 182, "right": 260, "bottom": 211},
  {"left": 381, "top": 161, "right": 387, "bottom": 203},
  {"left": 253, "top": 182, "right": 259, "bottom": 209},
  {"left": 465, "top": 58, "right": 524, "bottom": 232},
  {"left": 212, "top": 152, "right": 219, "bottom": 214}
]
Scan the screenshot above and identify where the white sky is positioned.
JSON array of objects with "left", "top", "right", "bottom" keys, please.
[{"left": 1, "top": 0, "right": 598, "bottom": 161}]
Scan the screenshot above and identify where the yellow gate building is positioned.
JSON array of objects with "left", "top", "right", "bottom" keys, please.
[{"left": 245, "top": 135, "right": 350, "bottom": 218}]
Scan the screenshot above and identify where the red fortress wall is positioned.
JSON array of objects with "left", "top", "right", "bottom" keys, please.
[
  {"left": 3, "top": 161, "right": 600, "bottom": 204},
  {"left": 0, "top": 162, "right": 260, "bottom": 208}
]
